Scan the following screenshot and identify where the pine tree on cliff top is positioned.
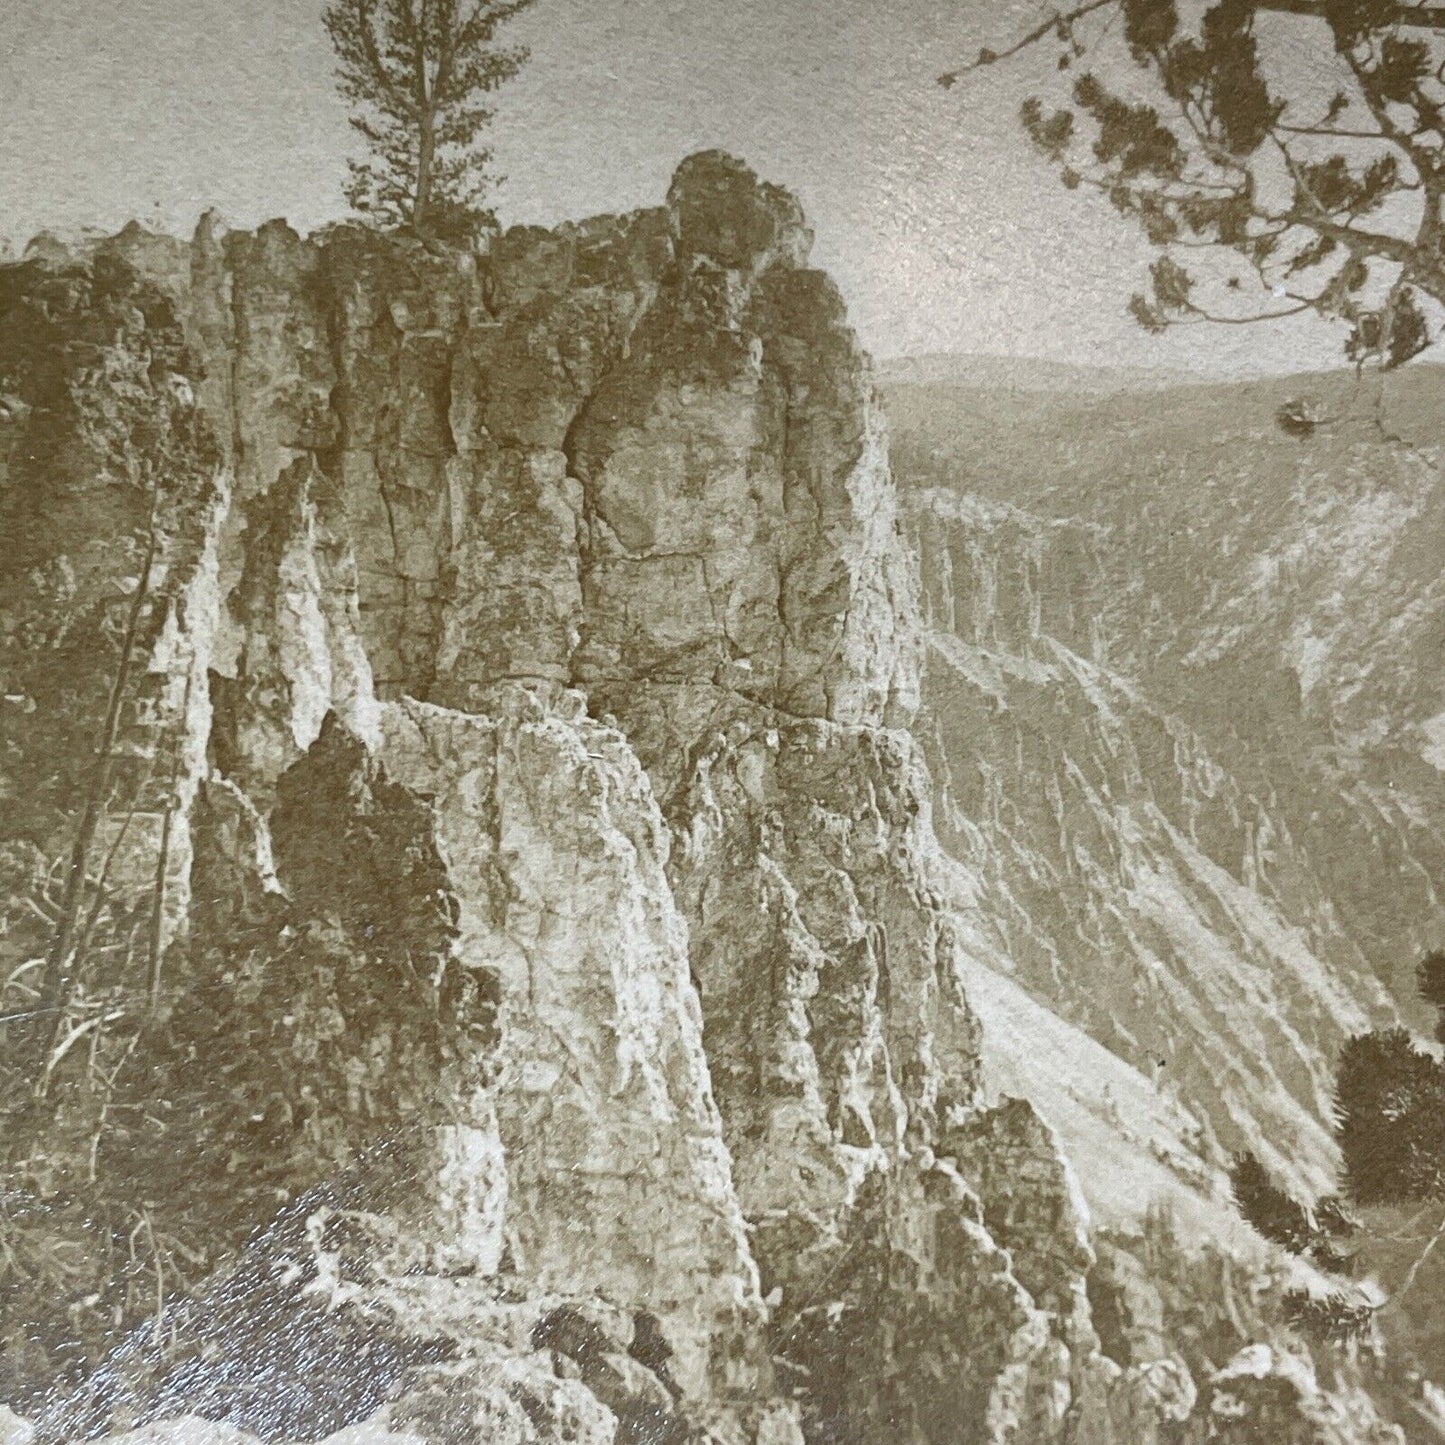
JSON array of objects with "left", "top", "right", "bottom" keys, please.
[
  {"left": 943, "top": 0, "right": 1445, "bottom": 368},
  {"left": 322, "top": 0, "right": 536, "bottom": 245}
]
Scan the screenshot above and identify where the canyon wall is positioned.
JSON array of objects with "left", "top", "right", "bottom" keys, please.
[
  {"left": 904, "top": 489, "right": 1400, "bottom": 1202},
  {"left": 888, "top": 370, "right": 1445, "bottom": 1018}
]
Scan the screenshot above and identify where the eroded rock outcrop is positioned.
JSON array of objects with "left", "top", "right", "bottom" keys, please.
[{"left": 378, "top": 691, "right": 771, "bottom": 1417}]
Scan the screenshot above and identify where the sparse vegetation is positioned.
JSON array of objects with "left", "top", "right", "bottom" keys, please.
[
  {"left": 1419, "top": 949, "right": 1445, "bottom": 1041},
  {"left": 1231, "top": 952, "right": 1445, "bottom": 1347}
]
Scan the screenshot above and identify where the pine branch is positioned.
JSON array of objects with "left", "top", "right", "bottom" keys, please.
[
  {"left": 1338, "top": 44, "right": 1437, "bottom": 180},
  {"left": 1257, "top": 0, "right": 1445, "bottom": 26},
  {"left": 938, "top": 0, "right": 1116, "bottom": 87}
]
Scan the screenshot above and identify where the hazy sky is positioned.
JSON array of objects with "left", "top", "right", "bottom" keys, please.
[{"left": 1, "top": 0, "right": 1353, "bottom": 373}]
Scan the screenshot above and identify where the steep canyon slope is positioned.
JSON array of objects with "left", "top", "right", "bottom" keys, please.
[
  {"left": 887, "top": 364, "right": 1445, "bottom": 1017},
  {"left": 888, "top": 361, "right": 1445, "bottom": 1431},
  {"left": 0, "top": 157, "right": 1421, "bottom": 1444}
]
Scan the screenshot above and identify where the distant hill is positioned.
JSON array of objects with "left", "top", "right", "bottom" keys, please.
[
  {"left": 875, "top": 349, "right": 1445, "bottom": 400},
  {"left": 874, "top": 351, "right": 1212, "bottom": 394},
  {"left": 880, "top": 358, "right": 1445, "bottom": 513}
]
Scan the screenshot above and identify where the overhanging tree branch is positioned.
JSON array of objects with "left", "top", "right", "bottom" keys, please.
[
  {"left": 1257, "top": 0, "right": 1445, "bottom": 24},
  {"left": 955, "top": 0, "right": 1445, "bottom": 360},
  {"left": 939, "top": 0, "right": 1117, "bottom": 86}
]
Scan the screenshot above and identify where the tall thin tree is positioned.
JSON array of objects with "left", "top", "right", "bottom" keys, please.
[{"left": 323, "top": 0, "right": 537, "bottom": 244}]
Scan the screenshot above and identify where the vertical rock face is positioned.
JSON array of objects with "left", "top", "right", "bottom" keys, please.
[
  {"left": 667, "top": 721, "right": 1037, "bottom": 1441},
  {"left": 218, "top": 456, "right": 381, "bottom": 800},
  {"left": 377, "top": 692, "right": 769, "bottom": 1411},
  {"left": 0, "top": 156, "right": 1408, "bottom": 1445},
  {"left": 204, "top": 153, "right": 918, "bottom": 786}
]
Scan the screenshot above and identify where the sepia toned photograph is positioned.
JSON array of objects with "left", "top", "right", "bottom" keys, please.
[{"left": 2, "top": 1, "right": 1444, "bottom": 1441}]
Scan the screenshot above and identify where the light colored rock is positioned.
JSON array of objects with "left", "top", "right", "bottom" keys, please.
[
  {"left": 221, "top": 454, "right": 381, "bottom": 800},
  {"left": 89, "top": 1422, "right": 261, "bottom": 1445},
  {"left": 311, "top": 1418, "right": 427, "bottom": 1445},
  {"left": 0, "top": 1407, "right": 33, "bottom": 1445},
  {"left": 1207, "top": 1343, "right": 1405, "bottom": 1444},
  {"left": 381, "top": 690, "right": 771, "bottom": 1409},
  {"left": 383, "top": 1356, "right": 619, "bottom": 1445}
]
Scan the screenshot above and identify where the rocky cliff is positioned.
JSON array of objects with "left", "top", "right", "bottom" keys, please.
[{"left": 0, "top": 155, "right": 1416, "bottom": 1445}]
